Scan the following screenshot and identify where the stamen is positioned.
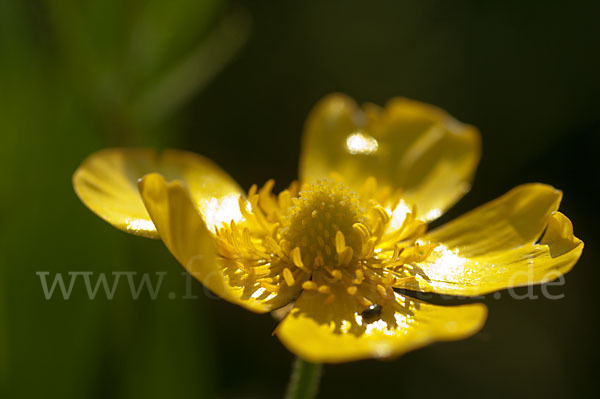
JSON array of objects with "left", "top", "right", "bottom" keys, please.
[
  {"left": 291, "top": 247, "right": 305, "bottom": 269},
  {"left": 261, "top": 282, "right": 279, "bottom": 292},
  {"left": 358, "top": 296, "right": 373, "bottom": 307},
  {"left": 263, "top": 236, "right": 280, "bottom": 255},
  {"left": 248, "top": 184, "right": 258, "bottom": 197},
  {"left": 352, "top": 222, "right": 370, "bottom": 243},
  {"left": 278, "top": 189, "right": 292, "bottom": 209},
  {"left": 216, "top": 177, "right": 432, "bottom": 312},
  {"left": 331, "top": 269, "right": 343, "bottom": 280},
  {"left": 337, "top": 247, "right": 354, "bottom": 266},
  {"left": 335, "top": 231, "right": 346, "bottom": 254},
  {"left": 362, "top": 236, "right": 378, "bottom": 258},
  {"left": 353, "top": 268, "right": 365, "bottom": 284},
  {"left": 376, "top": 284, "right": 387, "bottom": 297},
  {"left": 283, "top": 268, "right": 295, "bottom": 286},
  {"left": 318, "top": 285, "right": 331, "bottom": 294}
]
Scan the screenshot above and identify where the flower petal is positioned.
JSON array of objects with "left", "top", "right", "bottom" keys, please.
[
  {"left": 400, "top": 184, "right": 583, "bottom": 296},
  {"left": 276, "top": 290, "right": 486, "bottom": 363},
  {"left": 138, "top": 173, "right": 299, "bottom": 313},
  {"left": 73, "top": 148, "right": 244, "bottom": 238},
  {"left": 299, "top": 94, "right": 480, "bottom": 221}
]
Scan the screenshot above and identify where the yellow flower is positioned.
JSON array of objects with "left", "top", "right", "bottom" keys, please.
[{"left": 73, "top": 94, "right": 583, "bottom": 363}]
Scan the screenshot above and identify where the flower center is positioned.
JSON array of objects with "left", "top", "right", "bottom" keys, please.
[
  {"left": 281, "top": 180, "right": 365, "bottom": 269},
  {"left": 215, "top": 177, "right": 430, "bottom": 312}
]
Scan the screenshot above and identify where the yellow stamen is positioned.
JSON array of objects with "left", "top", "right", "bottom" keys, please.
[
  {"left": 278, "top": 189, "right": 292, "bottom": 210},
  {"left": 358, "top": 296, "right": 373, "bottom": 307},
  {"left": 283, "top": 268, "right": 295, "bottom": 286},
  {"left": 215, "top": 177, "right": 432, "bottom": 312},
  {"left": 248, "top": 184, "right": 258, "bottom": 197},
  {"left": 291, "top": 247, "right": 305, "bottom": 269},
  {"left": 331, "top": 269, "right": 343, "bottom": 280},
  {"left": 261, "top": 282, "right": 279, "bottom": 292},
  {"left": 335, "top": 231, "right": 346, "bottom": 254},
  {"left": 302, "top": 281, "right": 318, "bottom": 290},
  {"left": 318, "top": 285, "right": 331, "bottom": 294},
  {"left": 263, "top": 235, "right": 279, "bottom": 254},
  {"left": 337, "top": 247, "right": 353, "bottom": 266},
  {"left": 353, "top": 268, "right": 364, "bottom": 284}
]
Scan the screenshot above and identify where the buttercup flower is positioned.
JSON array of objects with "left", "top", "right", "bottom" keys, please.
[{"left": 73, "top": 94, "right": 583, "bottom": 363}]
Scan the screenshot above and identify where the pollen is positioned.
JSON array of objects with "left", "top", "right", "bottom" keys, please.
[{"left": 281, "top": 180, "right": 365, "bottom": 269}]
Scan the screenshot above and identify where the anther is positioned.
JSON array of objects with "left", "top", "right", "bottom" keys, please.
[
  {"left": 331, "top": 269, "right": 343, "bottom": 280},
  {"left": 358, "top": 296, "right": 373, "bottom": 307},
  {"left": 353, "top": 268, "right": 365, "bottom": 284},
  {"left": 261, "top": 282, "right": 279, "bottom": 292},
  {"left": 248, "top": 184, "right": 258, "bottom": 197},
  {"left": 318, "top": 285, "right": 331, "bottom": 294},
  {"left": 283, "top": 268, "right": 295, "bottom": 286},
  {"left": 302, "top": 281, "right": 317, "bottom": 290},
  {"left": 335, "top": 231, "right": 346, "bottom": 254},
  {"left": 291, "top": 247, "right": 306, "bottom": 270}
]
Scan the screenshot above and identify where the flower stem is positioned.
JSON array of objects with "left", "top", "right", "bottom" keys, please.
[{"left": 284, "top": 357, "right": 323, "bottom": 399}]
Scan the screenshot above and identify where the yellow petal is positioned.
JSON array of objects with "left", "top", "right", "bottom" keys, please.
[
  {"left": 299, "top": 94, "right": 480, "bottom": 221},
  {"left": 540, "top": 211, "right": 582, "bottom": 256},
  {"left": 276, "top": 290, "right": 486, "bottom": 363},
  {"left": 138, "top": 173, "right": 300, "bottom": 313},
  {"left": 73, "top": 148, "right": 244, "bottom": 238},
  {"left": 400, "top": 184, "right": 583, "bottom": 296}
]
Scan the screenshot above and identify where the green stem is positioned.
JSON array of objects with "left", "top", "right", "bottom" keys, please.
[{"left": 284, "top": 357, "right": 323, "bottom": 399}]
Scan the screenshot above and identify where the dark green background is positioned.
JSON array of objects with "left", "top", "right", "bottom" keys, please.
[{"left": 1, "top": 0, "right": 598, "bottom": 398}]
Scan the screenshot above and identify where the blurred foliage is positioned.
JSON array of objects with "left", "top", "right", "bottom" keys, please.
[
  {"left": 1, "top": 0, "right": 599, "bottom": 398},
  {"left": 0, "top": 0, "right": 248, "bottom": 397}
]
